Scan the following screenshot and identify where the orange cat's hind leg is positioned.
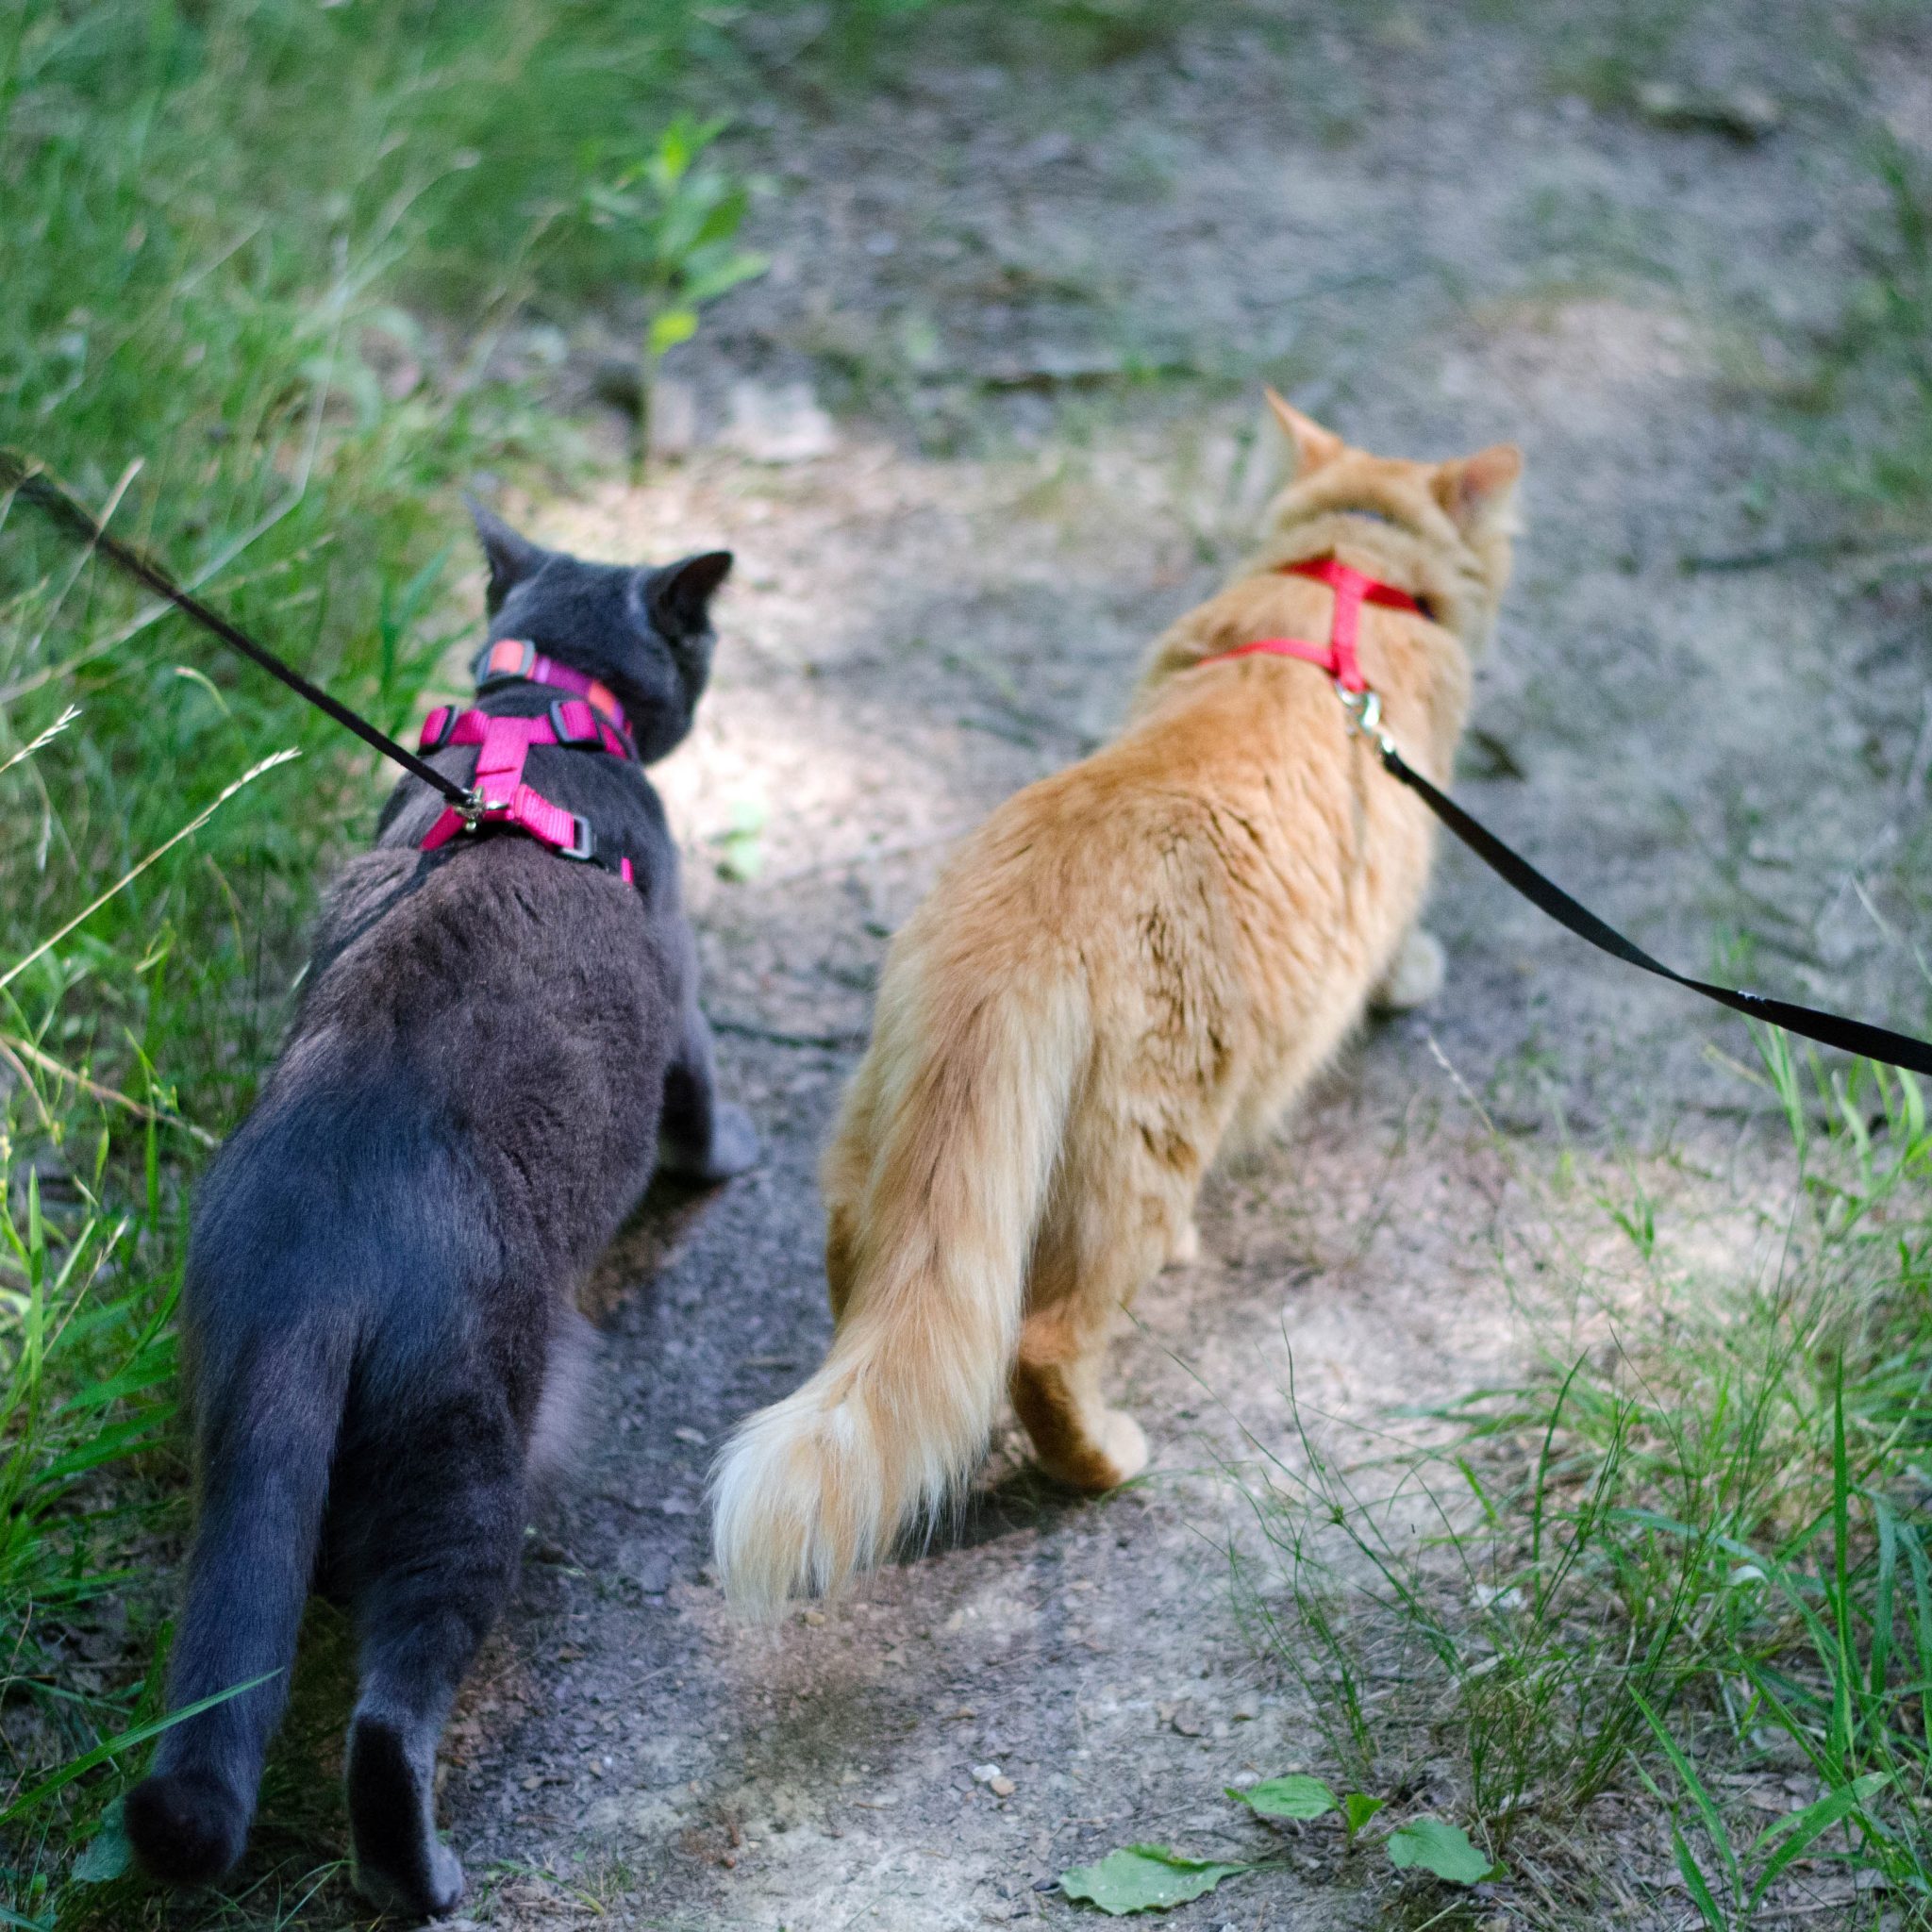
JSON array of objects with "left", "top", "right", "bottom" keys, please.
[
  {"left": 1011, "top": 1151, "right": 1193, "bottom": 1491},
  {"left": 1370, "top": 926, "right": 1446, "bottom": 1013},
  {"left": 1012, "top": 1305, "right": 1150, "bottom": 1492}
]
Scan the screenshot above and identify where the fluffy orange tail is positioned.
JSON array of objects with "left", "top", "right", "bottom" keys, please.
[{"left": 711, "top": 965, "right": 1085, "bottom": 1615}]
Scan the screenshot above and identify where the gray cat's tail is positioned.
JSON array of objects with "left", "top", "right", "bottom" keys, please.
[{"left": 125, "top": 1314, "right": 352, "bottom": 1887}]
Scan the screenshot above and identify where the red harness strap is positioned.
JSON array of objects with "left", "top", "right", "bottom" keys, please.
[
  {"left": 416, "top": 644, "right": 638, "bottom": 885},
  {"left": 1194, "top": 557, "right": 1422, "bottom": 694}
]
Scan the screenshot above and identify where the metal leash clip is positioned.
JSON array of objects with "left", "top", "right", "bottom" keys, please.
[{"left": 1336, "top": 682, "right": 1396, "bottom": 758}]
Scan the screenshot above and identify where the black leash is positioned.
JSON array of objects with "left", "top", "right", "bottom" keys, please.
[
  {"left": 10, "top": 447, "right": 1932, "bottom": 1080},
  {"left": 1376, "top": 737, "right": 1932, "bottom": 1080},
  {"left": 0, "top": 449, "right": 476, "bottom": 811}
]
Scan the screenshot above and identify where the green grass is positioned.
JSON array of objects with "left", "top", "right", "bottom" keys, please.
[
  {"left": 0, "top": 2, "right": 1240, "bottom": 1915},
  {"left": 1214, "top": 105, "right": 1932, "bottom": 1931},
  {"left": 1231, "top": 1036, "right": 1932, "bottom": 1926},
  {"left": 1825, "top": 132, "right": 1932, "bottom": 525},
  {"left": 0, "top": 0, "right": 773, "bottom": 1915}
]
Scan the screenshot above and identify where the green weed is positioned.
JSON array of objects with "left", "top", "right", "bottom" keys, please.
[
  {"left": 1233, "top": 1033, "right": 1932, "bottom": 1924},
  {"left": 581, "top": 115, "right": 768, "bottom": 477},
  {"left": 0, "top": 0, "right": 758, "bottom": 1913},
  {"left": 1827, "top": 132, "right": 1932, "bottom": 524}
]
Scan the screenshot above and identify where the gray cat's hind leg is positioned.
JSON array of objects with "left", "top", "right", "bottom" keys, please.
[
  {"left": 657, "top": 998, "right": 759, "bottom": 1182},
  {"left": 343, "top": 1396, "right": 524, "bottom": 1920}
]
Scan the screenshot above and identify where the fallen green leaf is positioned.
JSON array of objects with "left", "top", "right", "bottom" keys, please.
[
  {"left": 713, "top": 799, "right": 768, "bottom": 882},
  {"left": 1059, "top": 1844, "right": 1248, "bottom": 1915},
  {"left": 71, "top": 1799, "right": 130, "bottom": 1883},
  {"left": 715, "top": 832, "right": 764, "bottom": 882},
  {"left": 1227, "top": 1774, "right": 1336, "bottom": 1821},
  {"left": 1341, "top": 1791, "right": 1387, "bottom": 1837},
  {"left": 1384, "top": 1817, "right": 1492, "bottom": 1885}
]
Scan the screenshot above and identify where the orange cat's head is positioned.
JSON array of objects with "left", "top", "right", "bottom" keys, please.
[{"left": 1257, "top": 390, "right": 1522, "bottom": 654}]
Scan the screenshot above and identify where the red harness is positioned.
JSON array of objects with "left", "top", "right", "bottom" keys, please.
[
  {"left": 1193, "top": 556, "right": 1423, "bottom": 694},
  {"left": 416, "top": 640, "right": 639, "bottom": 884}
]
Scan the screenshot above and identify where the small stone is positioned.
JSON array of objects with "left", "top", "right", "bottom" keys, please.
[
  {"left": 648, "top": 378, "right": 698, "bottom": 458},
  {"left": 724, "top": 380, "right": 838, "bottom": 464},
  {"left": 674, "top": 1425, "right": 706, "bottom": 1445},
  {"left": 990, "top": 1775, "right": 1016, "bottom": 1798},
  {"left": 1633, "top": 79, "right": 1782, "bottom": 142},
  {"left": 972, "top": 1762, "right": 1003, "bottom": 1785},
  {"left": 628, "top": 1550, "right": 674, "bottom": 1597},
  {"left": 801, "top": 1608, "right": 826, "bottom": 1627}
]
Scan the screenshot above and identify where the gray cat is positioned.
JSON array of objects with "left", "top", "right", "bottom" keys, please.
[{"left": 123, "top": 507, "right": 757, "bottom": 1917}]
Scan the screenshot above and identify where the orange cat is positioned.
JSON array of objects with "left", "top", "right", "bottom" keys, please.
[{"left": 712, "top": 396, "right": 1522, "bottom": 1612}]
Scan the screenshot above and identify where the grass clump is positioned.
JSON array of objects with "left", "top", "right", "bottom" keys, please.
[
  {"left": 1826, "top": 134, "right": 1932, "bottom": 525},
  {"left": 0, "top": 0, "right": 762, "bottom": 1913},
  {"left": 1233, "top": 1033, "right": 1932, "bottom": 1925}
]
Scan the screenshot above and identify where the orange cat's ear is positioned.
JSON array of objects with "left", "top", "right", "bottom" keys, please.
[
  {"left": 1263, "top": 388, "right": 1345, "bottom": 476},
  {"left": 1433, "top": 442, "right": 1523, "bottom": 533}
]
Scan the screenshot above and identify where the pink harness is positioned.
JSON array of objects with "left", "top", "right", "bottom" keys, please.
[
  {"left": 1193, "top": 556, "right": 1423, "bottom": 693},
  {"left": 416, "top": 640, "right": 639, "bottom": 884}
]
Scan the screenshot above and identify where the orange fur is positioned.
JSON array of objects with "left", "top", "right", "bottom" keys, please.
[{"left": 711, "top": 400, "right": 1522, "bottom": 1614}]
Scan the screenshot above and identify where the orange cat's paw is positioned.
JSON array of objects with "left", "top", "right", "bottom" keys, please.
[
  {"left": 1028, "top": 1408, "right": 1149, "bottom": 1492},
  {"left": 1096, "top": 1412, "right": 1149, "bottom": 1487},
  {"left": 1373, "top": 928, "right": 1445, "bottom": 1012},
  {"left": 1164, "top": 1219, "right": 1202, "bottom": 1269}
]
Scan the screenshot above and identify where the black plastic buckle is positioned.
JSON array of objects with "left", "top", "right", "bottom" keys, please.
[
  {"left": 548, "top": 698, "right": 600, "bottom": 747},
  {"left": 472, "top": 638, "right": 537, "bottom": 690},
  {"left": 426, "top": 704, "right": 462, "bottom": 751},
  {"left": 558, "top": 814, "right": 595, "bottom": 862}
]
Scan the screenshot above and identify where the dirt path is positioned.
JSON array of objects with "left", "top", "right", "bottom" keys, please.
[{"left": 433, "top": 10, "right": 1918, "bottom": 1927}]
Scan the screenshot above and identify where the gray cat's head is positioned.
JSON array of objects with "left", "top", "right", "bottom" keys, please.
[{"left": 466, "top": 500, "right": 733, "bottom": 763}]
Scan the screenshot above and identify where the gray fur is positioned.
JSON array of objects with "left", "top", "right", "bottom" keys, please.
[{"left": 123, "top": 512, "right": 757, "bottom": 1917}]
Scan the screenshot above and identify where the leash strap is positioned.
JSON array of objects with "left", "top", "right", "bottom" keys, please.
[
  {"left": 1378, "top": 739, "right": 1932, "bottom": 1078},
  {"left": 0, "top": 449, "right": 476, "bottom": 810},
  {"left": 1191, "top": 545, "right": 1932, "bottom": 1078}
]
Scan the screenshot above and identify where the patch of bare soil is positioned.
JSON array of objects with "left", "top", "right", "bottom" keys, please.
[{"left": 423, "top": 8, "right": 1922, "bottom": 1927}]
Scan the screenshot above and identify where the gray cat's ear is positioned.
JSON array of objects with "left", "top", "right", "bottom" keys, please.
[
  {"left": 466, "top": 496, "right": 545, "bottom": 613},
  {"left": 644, "top": 551, "right": 733, "bottom": 636}
]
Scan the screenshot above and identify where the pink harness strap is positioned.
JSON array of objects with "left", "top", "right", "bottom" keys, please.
[
  {"left": 417, "top": 666, "right": 638, "bottom": 885},
  {"left": 473, "top": 637, "right": 631, "bottom": 741},
  {"left": 1195, "top": 557, "right": 1423, "bottom": 694}
]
